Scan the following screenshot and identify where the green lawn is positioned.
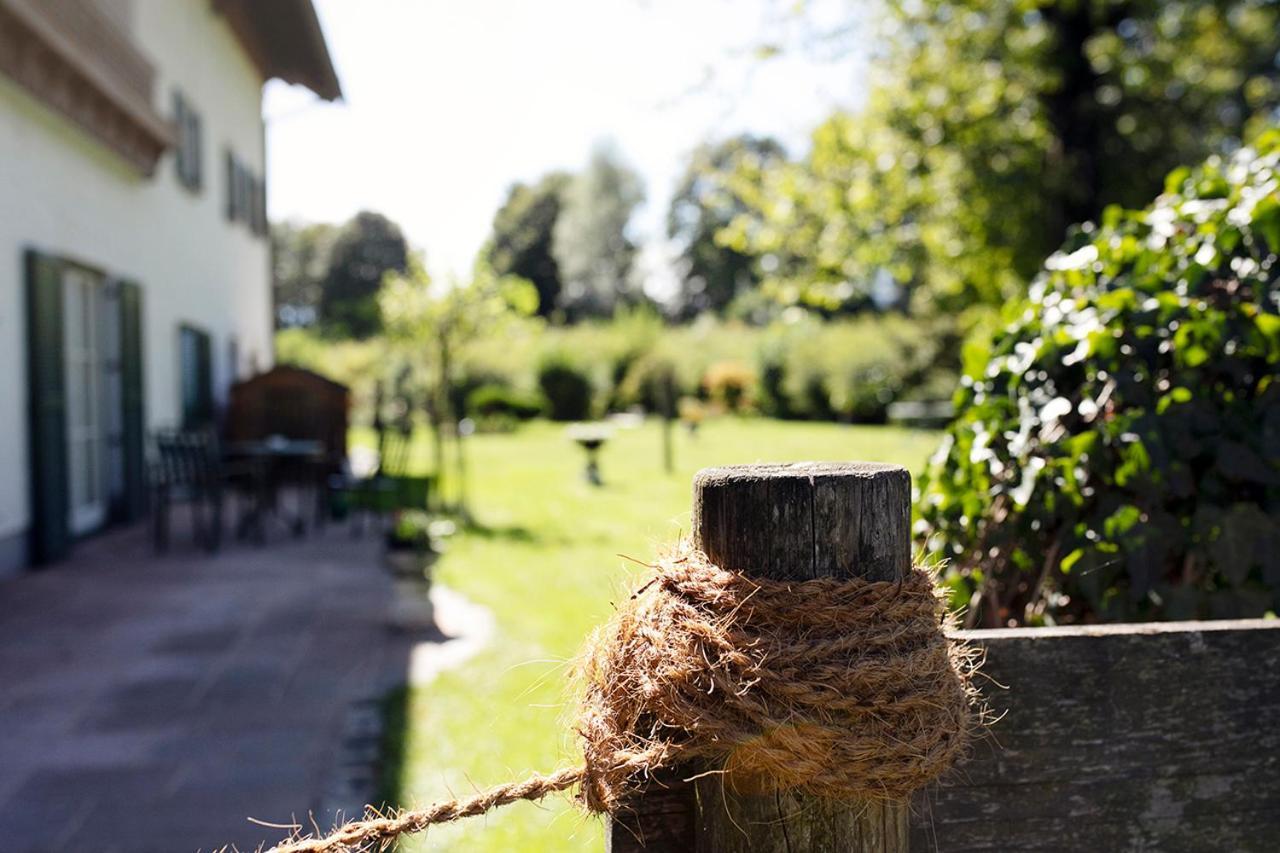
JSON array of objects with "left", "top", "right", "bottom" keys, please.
[{"left": 359, "top": 418, "right": 940, "bottom": 852}]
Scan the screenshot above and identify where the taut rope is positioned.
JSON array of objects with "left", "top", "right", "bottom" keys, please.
[{"left": 271, "top": 541, "right": 981, "bottom": 852}]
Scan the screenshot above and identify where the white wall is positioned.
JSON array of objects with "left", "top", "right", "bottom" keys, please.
[{"left": 0, "top": 0, "right": 273, "bottom": 549}]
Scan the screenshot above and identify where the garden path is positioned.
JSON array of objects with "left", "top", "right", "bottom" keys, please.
[{"left": 0, "top": 519, "right": 416, "bottom": 853}]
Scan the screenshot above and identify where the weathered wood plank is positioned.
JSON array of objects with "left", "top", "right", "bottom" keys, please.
[{"left": 911, "top": 619, "right": 1280, "bottom": 852}]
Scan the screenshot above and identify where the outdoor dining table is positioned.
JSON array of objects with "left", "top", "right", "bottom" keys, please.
[{"left": 223, "top": 437, "right": 327, "bottom": 538}]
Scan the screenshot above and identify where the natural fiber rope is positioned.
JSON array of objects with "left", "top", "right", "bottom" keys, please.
[{"left": 270, "top": 541, "right": 981, "bottom": 852}]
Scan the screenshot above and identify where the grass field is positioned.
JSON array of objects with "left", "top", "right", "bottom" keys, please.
[{"left": 355, "top": 418, "right": 941, "bottom": 852}]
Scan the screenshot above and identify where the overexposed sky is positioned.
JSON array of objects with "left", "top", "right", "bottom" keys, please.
[{"left": 265, "top": 0, "right": 869, "bottom": 285}]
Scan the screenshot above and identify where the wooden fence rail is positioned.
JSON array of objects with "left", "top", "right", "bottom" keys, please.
[
  {"left": 912, "top": 619, "right": 1280, "bottom": 852},
  {"left": 607, "top": 462, "right": 1280, "bottom": 852}
]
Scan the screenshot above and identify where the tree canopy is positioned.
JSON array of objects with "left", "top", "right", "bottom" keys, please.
[
  {"left": 551, "top": 143, "right": 646, "bottom": 320},
  {"left": 380, "top": 256, "right": 539, "bottom": 513},
  {"left": 272, "top": 220, "right": 337, "bottom": 329},
  {"left": 320, "top": 210, "right": 410, "bottom": 338},
  {"left": 725, "top": 0, "right": 1280, "bottom": 317},
  {"left": 486, "top": 172, "right": 571, "bottom": 320},
  {"left": 667, "top": 134, "right": 786, "bottom": 318}
]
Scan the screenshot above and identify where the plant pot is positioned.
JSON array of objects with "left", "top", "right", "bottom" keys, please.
[
  {"left": 383, "top": 544, "right": 437, "bottom": 580},
  {"left": 388, "top": 577, "right": 436, "bottom": 631},
  {"left": 384, "top": 545, "right": 436, "bottom": 631}
]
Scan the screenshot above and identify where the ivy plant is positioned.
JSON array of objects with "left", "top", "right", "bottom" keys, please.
[{"left": 918, "top": 131, "right": 1280, "bottom": 627}]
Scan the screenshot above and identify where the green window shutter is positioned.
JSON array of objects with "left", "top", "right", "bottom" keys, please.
[
  {"left": 173, "top": 91, "right": 186, "bottom": 186},
  {"left": 191, "top": 110, "right": 203, "bottom": 190},
  {"left": 25, "top": 249, "right": 69, "bottom": 564},
  {"left": 173, "top": 91, "right": 204, "bottom": 193},
  {"left": 225, "top": 150, "right": 236, "bottom": 220},
  {"left": 180, "top": 325, "right": 214, "bottom": 428},
  {"left": 197, "top": 328, "right": 212, "bottom": 423},
  {"left": 119, "top": 281, "right": 146, "bottom": 521}
]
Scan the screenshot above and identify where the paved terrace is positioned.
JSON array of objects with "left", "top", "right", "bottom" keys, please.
[{"left": 0, "top": 520, "right": 414, "bottom": 853}]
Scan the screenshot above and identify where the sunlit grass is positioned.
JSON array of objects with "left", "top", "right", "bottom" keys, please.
[{"left": 355, "top": 418, "right": 940, "bottom": 852}]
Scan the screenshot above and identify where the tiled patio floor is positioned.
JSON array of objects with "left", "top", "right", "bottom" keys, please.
[{"left": 0, "top": 518, "right": 414, "bottom": 853}]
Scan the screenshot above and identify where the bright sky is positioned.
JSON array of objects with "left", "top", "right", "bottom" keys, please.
[{"left": 265, "top": 0, "right": 869, "bottom": 290}]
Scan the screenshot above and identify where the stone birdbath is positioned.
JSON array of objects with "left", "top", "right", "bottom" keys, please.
[{"left": 567, "top": 422, "right": 613, "bottom": 486}]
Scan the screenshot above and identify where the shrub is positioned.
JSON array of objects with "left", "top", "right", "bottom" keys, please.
[
  {"left": 283, "top": 297, "right": 962, "bottom": 428},
  {"left": 466, "top": 383, "right": 543, "bottom": 420},
  {"left": 757, "top": 354, "right": 792, "bottom": 418},
  {"left": 678, "top": 396, "right": 708, "bottom": 430},
  {"left": 617, "top": 351, "right": 681, "bottom": 415},
  {"left": 799, "top": 373, "right": 836, "bottom": 421},
  {"left": 702, "top": 360, "right": 757, "bottom": 413},
  {"left": 387, "top": 510, "right": 434, "bottom": 550},
  {"left": 763, "top": 314, "right": 952, "bottom": 422},
  {"left": 387, "top": 511, "right": 456, "bottom": 550},
  {"left": 449, "top": 370, "right": 509, "bottom": 422},
  {"left": 537, "top": 354, "right": 595, "bottom": 420},
  {"left": 830, "top": 362, "right": 898, "bottom": 424},
  {"left": 918, "top": 133, "right": 1280, "bottom": 627},
  {"left": 604, "top": 308, "right": 664, "bottom": 410}
]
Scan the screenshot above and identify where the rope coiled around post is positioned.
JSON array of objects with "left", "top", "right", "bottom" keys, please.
[{"left": 271, "top": 541, "right": 982, "bottom": 852}]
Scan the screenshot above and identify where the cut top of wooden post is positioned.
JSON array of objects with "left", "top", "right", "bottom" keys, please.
[{"left": 692, "top": 461, "right": 912, "bottom": 582}]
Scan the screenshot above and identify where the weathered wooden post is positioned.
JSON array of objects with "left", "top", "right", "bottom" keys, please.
[{"left": 607, "top": 461, "right": 913, "bottom": 852}]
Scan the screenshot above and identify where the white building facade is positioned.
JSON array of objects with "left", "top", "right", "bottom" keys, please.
[{"left": 0, "top": 0, "right": 339, "bottom": 573}]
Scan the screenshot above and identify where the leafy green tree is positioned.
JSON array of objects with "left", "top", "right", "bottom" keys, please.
[
  {"left": 919, "top": 132, "right": 1280, "bottom": 627},
  {"left": 552, "top": 143, "right": 646, "bottom": 320},
  {"left": 722, "top": 109, "right": 981, "bottom": 314},
  {"left": 486, "top": 172, "right": 571, "bottom": 320},
  {"left": 380, "top": 256, "right": 538, "bottom": 516},
  {"left": 272, "top": 220, "right": 337, "bottom": 328},
  {"left": 321, "top": 211, "right": 409, "bottom": 338},
  {"left": 884, "top": 0, "right": 1280, "bottom": 290},
  {"left": 668, "top": 134, "right": 786, "bottom": 317},
  {"left": 729, "top": 0, "right": 1280, "bottom": 317}
]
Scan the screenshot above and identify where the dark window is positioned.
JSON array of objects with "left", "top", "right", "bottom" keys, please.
[
  {"left": 227, "top": 336, "right": 240, "bottom": 385},
  {"left": 250, "top": 176, "right": 268, "bottom": 237},
  {"left": 225, "top": 150, "right": 237, "bottom": 221},
  {"left": 173, "top": 91, "right": 203, "bottom": 191},
  {"left": 239, "top": 166, "right": 254, "bottom": 224},
  {"left": 179, "top": 325, "right": 213, "bottom": 429},
  {"left": 225, "top": 149, "right": 267, "bottom": 237}
]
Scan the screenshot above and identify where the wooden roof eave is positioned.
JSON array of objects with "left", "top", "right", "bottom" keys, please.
[{"left": 0, "top": 0, "right": 174, "bottom": 175}]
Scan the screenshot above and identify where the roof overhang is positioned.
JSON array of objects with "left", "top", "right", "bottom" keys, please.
[
  {"left": 214, "top": 0, "right": 342, "bottom": 102},
  {"left": 0, "top": 0, "right": 173, "bottom": 175}
]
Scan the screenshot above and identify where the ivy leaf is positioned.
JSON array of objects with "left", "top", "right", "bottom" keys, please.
[
  {"left": 917, "top": 134, "right": 1280, "bottom": 625},
  {"left": 1218, "top": 441, "right": 1276, "bottom": 484},
  {"left": 1214, "top": 504, "right": 1271, "bottom": 587},
  {"left": 1260, "top": 526, "right": 1280, "bottom": 590},
  {"left": 1126, "top": 538, "right": 1169, "bottom": 600},
  {"left": 1206, "top": 587, "right": 1274, "bottom": 620},
  {"left": 1160, "top": 584, "right": 1201, "bottom": 621},
  {"left": 1253, "top": 195, "right": 1280, "bottom": 254}
]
